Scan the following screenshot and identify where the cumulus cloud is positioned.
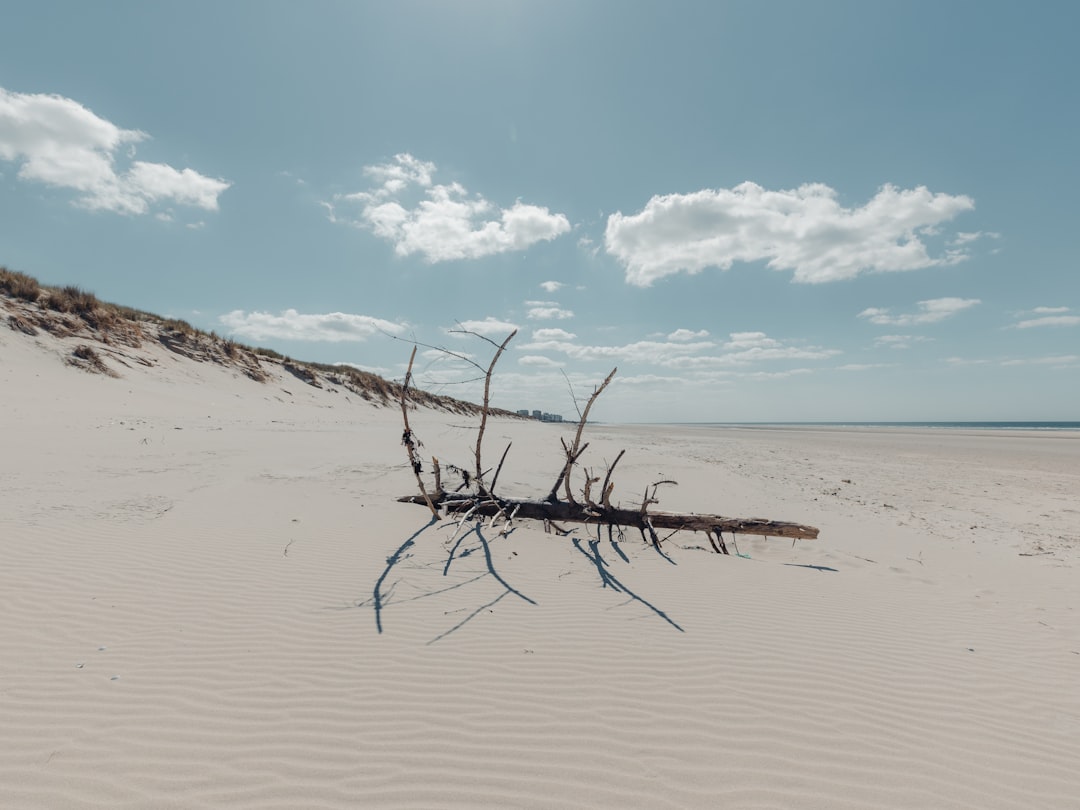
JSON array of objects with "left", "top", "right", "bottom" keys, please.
[
  {"left": 858, "top": 297, "right": 980, "bottom": 326},
  {"left": 531, "top": 327, "right": 576, "bottom": 341},
  {"left": 519, "top": 329, "right": 837, "bottom": 369},
  {"left": 525, "top": 301, "right": 574, "bottom": 320},
  {"left": 220, "top": 309, "right": 405, "bottom": 342},
  {"left": 519, "top": 336, "right": 715, "bottom": 366},
  {"left": 604, "top": 181, "right": 975, "bottom": 286},
  {"left": 453, "top": 317, "right": 520, "bottom": 337},
  {"left": 518, "top": 355, "right": 563, "bottom": 367},
  {"left": 668, "top": 328, "right": 709, "bottom": 341},
  {"left": 327, "top": 153, "right": 570, "bottom": 262},
  {"left": 951, "top": 230, "right": 1001, "bottom": 246},
  {"left": 539, "top": 280, "right": 564, "bottom": 293},
  {"left": 0, "top": 86, "right": 230, "bottom": 215}
]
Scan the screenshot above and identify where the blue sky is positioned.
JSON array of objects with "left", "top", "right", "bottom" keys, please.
[{"left": 2, "top": 0, "right": 1077, "bottom": 422}]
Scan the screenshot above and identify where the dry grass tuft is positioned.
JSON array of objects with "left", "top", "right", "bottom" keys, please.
[
  {"left": 0, "top": 267, "right": 42, "bottom": 302},
  {"left": 160, "top": 318, "right": 196, "bottom": 335},
  {"left": 43, "top": 285, "right": 100, "bottom": 315},
  {"left": 68, "top": 344, "right": 118, "bottom": 377},
  {"left": 8, "top": 313, "right": 38, "bottom": 335}
]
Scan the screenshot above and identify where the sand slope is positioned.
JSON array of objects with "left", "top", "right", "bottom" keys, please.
[{"left": 2, "top": 325, "right": 1079, "bottom": 808}]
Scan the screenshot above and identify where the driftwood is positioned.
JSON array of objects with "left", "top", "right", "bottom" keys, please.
[
  {"left": 396, "top": 331, "right": 819, "bottom": 554},
  {"left": 397, "top": 494, "right": 819, "bottom": 540}
]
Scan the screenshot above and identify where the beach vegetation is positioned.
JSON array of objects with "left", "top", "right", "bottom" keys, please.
[
  {"left": 0, "top": 266, "right": 43, "bottom": 302},
  {"left": 2, "top": 264, "right": 505, "bottom": 418}
]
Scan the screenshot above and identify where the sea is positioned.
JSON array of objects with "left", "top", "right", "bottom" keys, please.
[{"left": 688, "top": 421, "right": 1080, "bottom": 432}]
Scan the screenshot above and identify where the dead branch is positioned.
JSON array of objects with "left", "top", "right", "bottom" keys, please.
[
  {"left": 400, "top": 346, "right": 438, "bottom": 516},
  {"left": 554, "top": 368, "right": 616, "bottom": 504},
  {"left": 489, "top": 442, "right": 512, "bottom": 496},
  {"left": 397, "top": 493, "right": 819, "bottom": 542},
  {"left": 600, "top": 449, "right": 626, "bottom": 510},
  {"left": 394, "top": 333, "right": 819, "bottom": 555},
  {"left": 471, "top": 329, "right": 516, "bottom": 495}
]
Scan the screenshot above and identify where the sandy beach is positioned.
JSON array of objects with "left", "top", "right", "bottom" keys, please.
[{"left": 2, "top": 322, "right": 1079, "bottom": 809}]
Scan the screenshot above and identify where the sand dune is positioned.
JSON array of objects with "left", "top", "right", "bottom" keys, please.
[{"left": 2, "top": 314, "right": 1079, "bottom": 808}]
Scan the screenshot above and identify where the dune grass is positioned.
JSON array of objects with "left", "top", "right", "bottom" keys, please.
[{"left": 1, "top": 265, "right": 504, "bottom": 416}]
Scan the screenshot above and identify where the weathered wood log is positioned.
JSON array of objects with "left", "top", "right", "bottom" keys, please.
[{"left": 397, "top": 493, "right": 819, "bottom": 540}]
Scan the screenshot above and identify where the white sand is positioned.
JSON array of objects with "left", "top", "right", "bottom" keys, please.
[{"left": 2, "top": 324, "right": 1079, "bottom": 808}]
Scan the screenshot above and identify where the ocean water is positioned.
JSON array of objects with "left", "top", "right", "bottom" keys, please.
[{"left": 690, "top": 421, "right": 1080, "bottom": 431}]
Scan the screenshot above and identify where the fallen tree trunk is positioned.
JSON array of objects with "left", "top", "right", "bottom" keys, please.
[{"left": 397, "top": 493, "right": 819, "bottom": 541}]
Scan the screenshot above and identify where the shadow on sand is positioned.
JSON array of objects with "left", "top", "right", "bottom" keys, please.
[{"left": 365, "top": 517, "right": 685, "bottom": 642}]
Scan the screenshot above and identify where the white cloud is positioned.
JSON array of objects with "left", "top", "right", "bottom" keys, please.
[
  {"left": 531, "top": 327, "right": 577, "bottom": 341},
  {"left": 519, "top": 329, "right": 837, "bottom": 369},
  {"left": 453, "top": 317, "right": 520, "bottom": 337},
  {"left": 421, "top": 348, "right": 474, "bottom": 362},
  {"left": 1010, "top": 307, "right": 1079, "bottom": 329},
  {"left": 835, "top": 363, "right": 891, "bottom": 371},
  {"left": 951, "top": 230, "right": 1001, "bottom": 245},
  {"left": 518, "top": 355, "right": 563, "bottom": 367},
  {"left": 328, "top": 153, "right": 570, "bottom": 262},
  {"left": 858, "top": 297, "right": 980, "bottom": 326},
  {"left": 745, "top": 368, "right": 814, "bottom": 380},
  {"left": 874, "top": 334, "right": 934, "bottom": 349},
  {"left": 539, "top": 280, "right": 564, "bottom": 293},
  {"left": 1014, "top": 315, "right": 1080, "bottom": 329},
  {"left": 0, "top": 86, "right": 230, "bottom": 215},
  {"left": 519, "top": 337, "right": 715, "bottom": 366},
  {"left": 944, "top": 356, "right": 992, "bottom": 366},
  {"left": 526, "top": 305, "right": 574, "bottom": 320},
  {"left": 722, "top": 332, "right": 779, "bottom": 350},
  {"left": 220, "top": 309, "right": 406, "bottom": 342},
  {"left": 668, "top": 328, "right": 710, "bottom": 341},
  {"left": 666, "top": 343, "right": 840, "bottom": 368},
  {"left": 1000, "top": 355, "right": 1079, "bottom": 367},
  {"left": 604, "top": 181, "right": 975, "bottom": 286},
  {"left": 616, "top": 373, "right": 701, "bottom": 386}
]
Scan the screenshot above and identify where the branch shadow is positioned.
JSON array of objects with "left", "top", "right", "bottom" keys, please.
[
  {"left": 572, "top": 537, "right": 684, "bottom": 632},
  {"left": 371, "top": 515, "right": 438, "bottom": 634},
  {"left": 370, "top": 516, "right": 689, "bottom": 641},
  {"left": 783, "top": 563, "right": 838, "bottom": 573}
]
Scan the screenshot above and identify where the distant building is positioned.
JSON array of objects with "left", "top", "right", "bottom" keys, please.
[{"left": 521, "top": 409, "right": 564, "bottom": 422}]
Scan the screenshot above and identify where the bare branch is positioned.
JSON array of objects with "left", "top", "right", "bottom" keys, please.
[
  {"left": 554, "top": 367, "right": 616, "bottom": 506},
  {"left": 473, "top": 330, "right": 517, "bottom": 494},
  {"left": 489, "top": 442, "right": 512, "bottom": 496},
  {"left": 400, "top": 346, "right": 438, "bottom": 516},
  {"left": 600, "top": 449, "right": 626, "bottom": 510}
]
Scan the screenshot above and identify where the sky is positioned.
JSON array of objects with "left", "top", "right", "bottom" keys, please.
[{"left": 2, "top": 0, "right": 1078, "bottom": 422}]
